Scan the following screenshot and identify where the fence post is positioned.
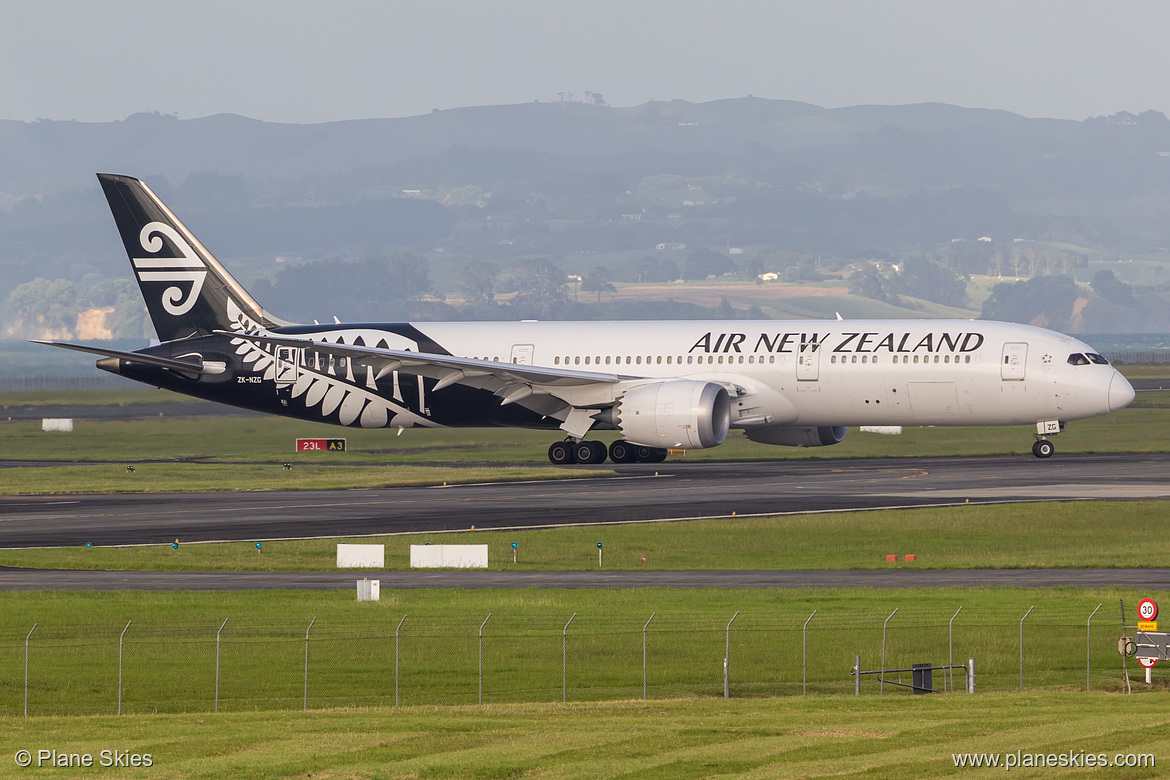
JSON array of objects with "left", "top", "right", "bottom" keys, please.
[
  {"left": 118, "top": 620, "right": 131, "bottom": 715},
  {"left": 948, "top": 606, "right": 962, "bottom": 692},
  {"left": 724, "top": 610, "right": 739, "bottom": 699},
  {"left": 802, "top": 610, "right": 816, "bottom": 695},
  {"left": 968, "top": 658, "right": 975, "bottom": 693},
  {"left": 854, "top": 654, "right": 860, "bottom": 695},
  {"left": 1019, "top": 606, "right": 1034, "bottom": 691},
  {"left": 479, "top": 613, "right": 492, "bottom": 705},
  {"left": 563, "top": 613, "right": 576, "bottom": 703},
  {"left": 1086, "top": 603, "right": 1102, "bottom": 691},
  {"left": 395, "top": 615, "right": 406, "bottom": 708},
  {"left": 881, "top": 608, "right": 898, "bottom": 695},
  {"left": 642, "top": 612, "right": 655, "bottom": 700},
  {"left": 215, "top": 618, "right": 228, "bottom": 714},
  {"left": 304, "top": 616, "right": 316, "bottom": 711},
  {"left": 25, "top": 623, "right": 36, "bottom": 718}
]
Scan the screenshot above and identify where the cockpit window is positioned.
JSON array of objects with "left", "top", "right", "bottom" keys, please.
[
  {"left": 1087, "top": 353, "right": 1109, "bottom": 365},
  {"left": 1067, "top": 353, "right": 1090, "bottom": 366}
]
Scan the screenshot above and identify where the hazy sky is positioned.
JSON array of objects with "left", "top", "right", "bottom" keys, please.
[{"left": 4, "top": 0, "right": 1170, "bottom": 124}]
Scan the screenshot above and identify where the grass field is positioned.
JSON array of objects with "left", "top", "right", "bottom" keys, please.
[
  {"left": 0, "top": 587, "right": 1162, "bottom": 718},
  {"left": 1, "top": 692, "right": 1166, "bottom": 779},
  {"left": 3, "top": 500, "right": 1170, "bottom": 572}
]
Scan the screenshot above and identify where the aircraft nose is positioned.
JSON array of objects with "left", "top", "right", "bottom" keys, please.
[{"left": 1108, "top": 371, "right": 1135, "bottom": 412}]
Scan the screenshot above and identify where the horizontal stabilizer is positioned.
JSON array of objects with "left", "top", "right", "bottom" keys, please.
[{"left": 30, "top": 340, "right": 210, "bottom": 375}]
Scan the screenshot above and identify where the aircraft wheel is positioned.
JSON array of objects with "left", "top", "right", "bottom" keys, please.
[
  {"left": 548, "top": 441, "right": 576, "bottom": 465},
  {"left": 646, "top": 447, "right": 668, "bottom": 463},
  {"left": 633, "top": 445, "right": 656, "bottom": 462},
  {"left": 573, "top": 440, "right": 608, "bottom": 464},
  {"left": 1032, "top": 439, "right": 1054, "bottom": 459},
  {"left": 609, "top": 440, "right": 636, "bottom": 463}
]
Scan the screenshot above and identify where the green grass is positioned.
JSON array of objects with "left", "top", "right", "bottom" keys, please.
[
  {"left": 3, "top": 501, "right": 1169, "bottom": 572},
  {"left": 1, "top": 403, "right": 1167, "bottom": 475},
  {"left": 0, "top": 587, "right": 1160, "bottom": 719},
  {"left": 1, "top": 692, "right": 1166, "bottom": 779}
]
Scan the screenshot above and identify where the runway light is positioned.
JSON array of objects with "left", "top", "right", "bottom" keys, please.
[
  {"left": 126, "top": 465, "right": 135, "bottom": 473},
  {"left": 172, "top": 542, "right": 178, "bottom": 550},
  {"left": 255, "top": 542, "right": 262, "bottom": 551},
  {"left": 85, "top": 542, "right": 92, "bottom": 548}
]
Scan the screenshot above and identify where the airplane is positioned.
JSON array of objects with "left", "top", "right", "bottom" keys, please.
[{"left": 35, "top": 173, "right": 1135, "bottom": 464}]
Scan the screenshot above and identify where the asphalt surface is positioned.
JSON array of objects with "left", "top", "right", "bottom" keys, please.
[
  {"left": 2, "top": 453, "right": 1169, "bottom": 549},
  {"left": 4, "top": 567, "right": 1170, "bottom": 591},
  {"left": 2, "top": 452, "right": 1170, "bottom": 590}
]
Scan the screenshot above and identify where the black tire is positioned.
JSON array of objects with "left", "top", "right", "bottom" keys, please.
[
  {"left": 609, "top": 440, "right": 635, "bottom": 463},
  {"left": 646, "top": 447, "right": 668, "bottom": 463},
  {"left": 573, "top": 441, "right": 608, "bottom": 464},
  {"left": 633, "top": 445, "right": 655, "bottom": 462},
  {"left": 548, "top": 441, "right": 576, "bottom": 465},
  {"left": 1032, "top": 439, "right": 1054, "bottom": 459}
]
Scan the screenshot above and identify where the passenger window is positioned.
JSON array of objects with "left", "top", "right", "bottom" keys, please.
[
  {"left": 934, "top": 355, "right": 940, "bottom": 364},
  {"left": 965, "top": 355, "right": 971, "bottom": 364},
  {"left": 585, "top": 356, "right": 590, "bottom": 365},
  {"left": 605, "top": 356, "right": 611, "bottom": 365},
  {"left": 718, "top": 355, "right": 724, "bottom": 364},
  {"left": 769, "top": 355, "right": 775, "bottom": 364},
  {"left": 677, "top": 356, "right": 683, "bottom": 364},
  {"left": 831, "top": 356, "right": 837, "bottom": 364},
  {"left": 574, "top": 356, "right": 580, "bottom": 365},
  {"left": 636, "top": 356, "right": 642, "bottom": 365},
  {"left": 708, "top": 356, "right": 714, "bottom": 364},
  {"left": 738, "top": 355, "right": 744, "bottom": 364},
  {"left": 554, "top": 356, "right": 560, "bottom": 365},
  {"left": 851, "top": 356, "right": 857, "bottom": 364},
  {"left": 687, "top": 356, "right": 693, "bottom": 365},
  {"left": 944, "top": 355, "right": 950, "bottom": 364},
  {"left": 913, "top": 355, "right": 919, "bottom": 364},
  {"left": 657, "top": 356, "right": 662, "bottom": 365},
  {"left": 666, "top": 356, "right": 672, "bottom": 365}
]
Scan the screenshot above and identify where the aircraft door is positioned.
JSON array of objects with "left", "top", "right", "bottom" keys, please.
[
  {"left": 1001, "top": 342, "right": 1027, "bottom": 380},
  {"left": 510, "top": 344, "right": 534, "bottom": 365},
  {"left": 797, "top": 349, "right": 820, "bottom": 381},
  {"left": 275, "top": 346, "right": 299, "bottom": 390}
]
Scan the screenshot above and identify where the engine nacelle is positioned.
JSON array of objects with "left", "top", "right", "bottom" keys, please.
[
  {"left": 615, "top": 380, "right": 731, "bottom": 449},
  {"left": 744, "top": 425, "right": 847, "bottom": 448}
]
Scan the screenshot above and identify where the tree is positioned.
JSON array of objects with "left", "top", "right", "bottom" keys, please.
[
  {"left": 5, "top": 278, "right": 76, "bottom": 335},
  {"left": 455, "top": 259, "right": 499, "bottom": 306},
  {"left": 580, "top": 266, "right": 616, "bottom": 303},
  {"left": 1092, "top": 269, "right": 1133, "bottom": 304}
]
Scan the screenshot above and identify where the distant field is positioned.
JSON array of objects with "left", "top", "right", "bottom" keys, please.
[{"left": 2, "top": 500, "right": 1168, "bottom": 572}]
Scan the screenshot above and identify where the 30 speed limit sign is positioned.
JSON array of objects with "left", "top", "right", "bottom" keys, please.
[{"left": 1139, "top": 599, "right": 1159, "bottom": 622}]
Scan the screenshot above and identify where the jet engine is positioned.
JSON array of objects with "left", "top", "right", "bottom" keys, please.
[
  {"left": 615, "top": 380, "right": 731, "bottom": 449},
  {"left": 744, "top": 425, "right": 847, "bottom": 448}
]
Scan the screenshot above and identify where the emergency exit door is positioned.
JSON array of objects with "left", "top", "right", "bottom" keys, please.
[{"left": 1001, "top": 342, "right": 1027, "bottom": 380}]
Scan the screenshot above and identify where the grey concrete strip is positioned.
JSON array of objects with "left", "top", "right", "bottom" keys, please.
[{"left": 2, "top": 567, "right": 1169, "bottom": 591}]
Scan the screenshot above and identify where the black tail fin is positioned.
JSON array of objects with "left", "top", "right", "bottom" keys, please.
[{"left": 97, "top": 173, "right": 289, "bottom": 342}]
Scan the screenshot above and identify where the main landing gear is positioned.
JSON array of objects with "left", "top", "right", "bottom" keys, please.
[{"left": 547, "top": 439, "right": 668, "bottom": 465}]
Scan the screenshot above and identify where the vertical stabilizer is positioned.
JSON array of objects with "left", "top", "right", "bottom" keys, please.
[{"left": 97, "top": 173, "right": 289, "bottom": 341}]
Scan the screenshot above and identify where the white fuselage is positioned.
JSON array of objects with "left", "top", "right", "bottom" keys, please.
[{"left": 314, "top": 318, "right": 1133, "bottom": 430}]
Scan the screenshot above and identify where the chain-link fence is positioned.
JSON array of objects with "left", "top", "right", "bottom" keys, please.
[{"left": 0, "top": 604, "right": 1138, "bottom": 716}]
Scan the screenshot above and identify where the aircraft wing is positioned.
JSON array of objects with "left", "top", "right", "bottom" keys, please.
[{"left": 223, "top": 332, "right": 637, "bottom": 433}]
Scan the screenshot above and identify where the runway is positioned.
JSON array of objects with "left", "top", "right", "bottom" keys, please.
[{"left": 2, "top": 453, "right": 1170, "bottom": 549}]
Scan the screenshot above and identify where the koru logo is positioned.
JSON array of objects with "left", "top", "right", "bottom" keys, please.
[{"left": 132, "top": 222, "right": 207, "bottom": 316}]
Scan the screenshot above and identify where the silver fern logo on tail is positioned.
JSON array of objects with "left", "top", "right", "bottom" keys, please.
[{"left": 132, "top": 222, "right": 207, "bottom": 316}]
